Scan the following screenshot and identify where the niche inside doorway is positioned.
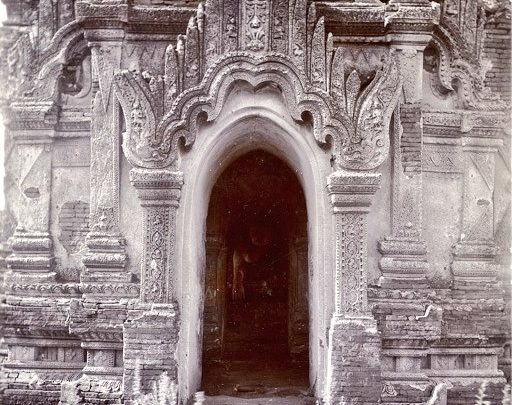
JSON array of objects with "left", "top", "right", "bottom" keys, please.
[{"left": 201, "top": 149, "right": 310, "bottom": 397}]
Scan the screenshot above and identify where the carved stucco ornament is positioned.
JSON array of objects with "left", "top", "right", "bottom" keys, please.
[
  {"left": 3, "top": 20, "right": 88, "bottom": 104},
  {"left": 428, "top": 0, "right": 510, "bottom": 110},
  {"left": 114, "top": 1, "right": 402, "bottom": 172}
]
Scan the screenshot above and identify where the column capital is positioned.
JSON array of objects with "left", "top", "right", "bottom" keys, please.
[
  {"left": 327, "top": 171, "right": 381, "bottom": 211},
  {"left": 130, "top": 168, "right": 184, "bottom": 205},
  {"left": 385, "top": 1, "right": 440, "bottom": 47}
]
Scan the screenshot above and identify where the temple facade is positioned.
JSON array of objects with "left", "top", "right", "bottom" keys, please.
[{"left": 0, "top": 1, "right": 510, "bottom": 404}]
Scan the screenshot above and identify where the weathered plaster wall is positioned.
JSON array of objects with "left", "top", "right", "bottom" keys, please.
[
  {"left": 422, "top": 170, "right": 463, "bottom": 284},
  {"left": 5, "top": 144, "right": 52, "bottom": 231},
  {"left": 51, "top": 138, "right": 90, "bottom": 280}
]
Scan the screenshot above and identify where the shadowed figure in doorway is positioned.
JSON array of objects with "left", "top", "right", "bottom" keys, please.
[{"left": 232, "top": 223, "right": 284, "bottom": 302}]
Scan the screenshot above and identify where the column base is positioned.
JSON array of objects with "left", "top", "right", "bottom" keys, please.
[
  {"left": 452, "top": 241, "right": 499, "bottom": 291},
  {"left": 325, "top": 314, "right": 382, "bottom": 405},
  {"left": 378, "top": 238, "right": 428, "bottom": 289},
  {"left": 81, "top": 231, "right": 139, "bottom": 299},
  {"left": 6, "top": 228, "right": 55, "bottom": 276}
]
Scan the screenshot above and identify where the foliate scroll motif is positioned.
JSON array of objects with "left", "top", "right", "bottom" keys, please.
[
  {"left": 6, "top": 33, "right": 37, "bottom": 99},
  {"left": 143, "top": 208, "right": 170, "bottom": 303},
  {"left": 337, "top": 213, "right": 366, "bottom": 314},
  {"left": 290, "top": 0, "right": 307, "bottom": 73},
  {"left": 310, "top": 17, "right": 326, "bottom": 89},
  {"left": 204, "top": 0, "right": 221, "bottom": 66},
  {"left": 91, "top": 206, "right": 115, "bottom": 234},
  {"left": 91, "top": 44, "right": 122, "bottom": 112},
  {"left": 223, "top": 0, "right": 239, "bottom": 52},
  {"left": 243, "top": 0, "right": 269, "bottom": 53},
  {"left": 429, "top": 37, "right": 506, "bottom": 110},
  {"left": 271, "top": 0, "right": 288, "bottom": 53},
  {"left": 184, "top": 17, "right": 201, "bottom": 89},
  {"left": 114, "top": 70, "right": 169, "bottom": 167}
]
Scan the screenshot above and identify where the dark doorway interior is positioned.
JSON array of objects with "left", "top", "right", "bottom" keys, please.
[{"left": 201, "top": 150, "right": 309, "bottom": 397}]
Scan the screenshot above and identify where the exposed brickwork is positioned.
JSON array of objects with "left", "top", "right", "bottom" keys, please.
[
  {"left": 483, "top": 13, "right": 511, "bottom": 103},
  {"left": 327, "top": 318, "right": 382, "bottom": 405},
  {"left": 1, "top": 296, "right": 82, "bottom": 405},
  {"left": 448, "top": 381, "right": 508, "bottom": 405},
  {"left": 399, "top": 103, "right": 422, "bottom": 174},
  {"left": 123, "top": 303, "right": 179, "bottom": 404},
  {"left": 58, "top": 201, "right": 90, "bottom": 254}
]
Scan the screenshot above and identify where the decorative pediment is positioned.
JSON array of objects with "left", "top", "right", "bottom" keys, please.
[
  {"left": 427, "top": 0, "right": 510, "bottom": 110},
  {"left": 114, "top": 0, "right": 402, "bottom": 171}
]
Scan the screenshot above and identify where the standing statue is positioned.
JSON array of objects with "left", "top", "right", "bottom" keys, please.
[{"left": 232, "top": 224, "right": 273, "bottom": 301}]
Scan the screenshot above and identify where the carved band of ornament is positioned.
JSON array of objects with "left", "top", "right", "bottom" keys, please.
[
  {"left": 9, "top": 232, "right": 53, "bottom": 252},
  {"left": 85, "top": 236, "right": 126, "bottom": 251},
  {"left": 82, "top": 252, "right": 127, "bottom": 268},
  {"left": 129, "top": 168, "right": 184, "bottom": 190},
  {"left": 378, "top": 239, "right": 428, "bottom": 256},
  {"left": 327, "top": 172, "right": 382, "bottom": 212},
  {"left": 76, "top": 332, "right": 124, "bottom": 343},
  {"left": 452, "top": 240, "right": 498, "bottom": 259},
  {"left": 6, "top": 282, "right": 81, "bottom": 296},
  {"left": 6, "top": 255, "right": 54, "bottom": 272},
  {"left": 80, "top": 283, "right": 140, "bottom": 297},
  {"left": 452, "top": 260, "right": 499, "bottom": 277},
  {"left": 422, "top": 144, "right": 463, "bottom": 173},
  {"left": 368, "top": 287, "right": 431, "bottom": 301}
]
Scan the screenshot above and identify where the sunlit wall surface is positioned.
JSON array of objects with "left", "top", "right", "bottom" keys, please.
[{"left": 0, "top": 3, "right": 6, "bottom": 210}]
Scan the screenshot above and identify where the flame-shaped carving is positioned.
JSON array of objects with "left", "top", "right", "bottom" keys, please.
[{"left": 330, "top": 56, "right": 402, "bottom": 170}]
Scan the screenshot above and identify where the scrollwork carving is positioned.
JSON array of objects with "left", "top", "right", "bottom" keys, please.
[
  {"left": 243, "top": 0, "right": 269, "bottom": 53},
  {"left": 338, "top": 213, "right": 366, "bottom": 314},
  {"left": 143, "top": 208, "right": 170, "bottom": 303},
  {"left": 426, "top": 1, "right": 510, "bottom": 110}
]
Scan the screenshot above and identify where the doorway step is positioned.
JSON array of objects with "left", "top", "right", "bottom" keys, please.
[{"left": 204, "top": 395, "right": 317, "bottom": 405}]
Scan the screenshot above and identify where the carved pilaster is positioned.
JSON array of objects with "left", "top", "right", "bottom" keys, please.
[
  {"left": 3, "top": 101, "right": 57, "bottom": 286},
  {"left": 325, "top": 171, "right": 382, "bottom": 405},
  {"left": 378, "top": 103, "right": 429, "bottom": 288},
  {"left": 81, "top": 31, "right": 135, "bottom": 298},
  {"left": 328, "top": 171, "right": 380, "bottom": 316},
  {"left": 378, "top": 8, "right": 438, "bottom": 288},
  {"left": 130, "top": 168, "right": 183, "bottom": 303}
]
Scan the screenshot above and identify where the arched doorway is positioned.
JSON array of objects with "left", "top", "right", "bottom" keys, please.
[{"left": 201, "top": 150, "right": 309, "bottom": 397}]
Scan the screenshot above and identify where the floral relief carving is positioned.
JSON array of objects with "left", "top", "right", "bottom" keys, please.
[
  {"left": 143, "top": 208, "right": 169, "bottom": 303},
  {"left": 244, "top": 0, "right": 268, "bottom": 52},
  {"left": 339, "top": 213, "right": 365, "bottom": 314}
]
